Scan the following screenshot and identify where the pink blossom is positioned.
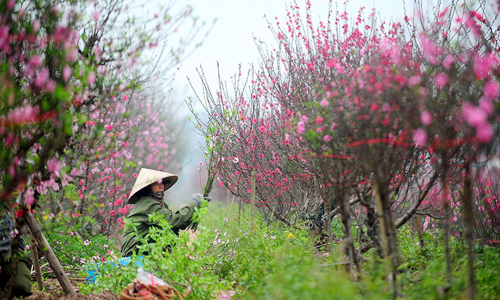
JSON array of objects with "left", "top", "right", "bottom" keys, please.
[
  {"left": 92, "top": 11, "right": 100, "bottom": 22},
  {"left": 219, "top": 182, "right": 224, "bottom": 187},
  {"left": 420, "top": 34, "right": 440, "bottom": 64},
  {"left": 483, "top": 80, "right": 499, "bottom": 100},
  {"left": 115, "top": 102, "right": 126, "bottom": 114},
  {"left": 88, "top": 72, "right": 96, "bottom": 84},
  {"left": 25, "top": 190, "right": 34, "bottom": 206},
  {"left": 109, "top": 210, "right": 116, "bottom": 217},
  {"left": 423, "top": 216, "right": 430, "bottom": 231},
  {"left": 474, "top": 56, "right": 493, "bottom": 79},
  {"left": 34, "top": 68, "right": 49, "bottom": 87},
  {"left": 32, "top": 19, "right": 40, "bottom": 31},
  {"left": 421, "top": 111, "right": 432, "bottom": 125},
  {"left": 462, "top": 102, "right": 487, "bottom": 127},
  {"left": 442, "top": 54, "right": 455, "bottom": 69},
  {"left": 284, "top": 133, "right": 290, "bottom": 145},
  {"left": 413, "top": 128, "right": 427, "bottom": 147},
  {"left": 476, "top": 124, "right": 493, "bottom": 143},
  {"left": 47, "top": 158, "right": 61, "bottom": 174},
  {"left": 315, "top": 116, "right": 323, "bottom": 124},
  {"left": 479, "top": 98, "right": 493, "bottom": 115},
  {"left": 297, "top": 121, "right": 305, "bottom": 134},
  {"left": 45, "top": 80, "right": 56, "bottom": 92},
  {"left": 320, "top": 99, "right": 329, "bottom": 107},
  {"left": 7, "top": 105, "right": 38, "bottom": 125},
  {"left": 66, "top": 49, "right": 77, "bottom": 61},
  {"left": 435, "top": 73, "right": 448, "bottom": 88},
  {"left": 29, "top": 55, "right": 42, "bottom": 68},
  {"left": 63, "top": 66, "right": 71, "bottom": 81},
  {"left": 408, "top": 75, "right": 420, "bottom": 87},
  {"left": 324, "top": 135, "right": 332, "bottom": 142},
  {"left": 114, "top": 198, "right": 123, "bottom": 206}
]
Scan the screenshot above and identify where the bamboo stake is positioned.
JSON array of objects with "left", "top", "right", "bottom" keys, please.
[
  {"left": 250, "top": 170, "right": 256, "bottom": 233},
  {"left": 24, "top": 211, "right": 77, "bottom": 296},
  {"left": 28, "top": 229, "right": 44, "bottom": 290},
  {"left": 226, "top": 189, "right": 230, "bottom": 215},
  {"left": 238, "top": 197, "right": 242, "bottom": 226}
]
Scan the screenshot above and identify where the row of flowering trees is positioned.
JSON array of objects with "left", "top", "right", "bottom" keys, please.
[
  {"left": 1, "top": 0, "right": 207, "bottom": 296},
  {"left": 191, "top": 0, "right": 499, "bottom": 297},
  {"left": 1, "top": 0, "right": 206, "bottom": 223}
]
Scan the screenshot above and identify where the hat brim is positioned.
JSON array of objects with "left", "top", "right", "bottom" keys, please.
[{"left": 127, "top": 168, "right": 178, "bottom": 204}]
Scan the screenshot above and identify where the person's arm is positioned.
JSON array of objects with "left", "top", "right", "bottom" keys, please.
[{"left": 148, "top": 201, "right": 198, "bottom": 230}]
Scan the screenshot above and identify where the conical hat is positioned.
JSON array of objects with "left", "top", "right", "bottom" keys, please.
[{"left": 128, "top": 168, "right": 178, "bottom": 204}]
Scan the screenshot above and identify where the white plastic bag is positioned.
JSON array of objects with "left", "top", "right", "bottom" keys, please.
[{"left": 136, "top": 267, "right": 168, "bottom": 286}]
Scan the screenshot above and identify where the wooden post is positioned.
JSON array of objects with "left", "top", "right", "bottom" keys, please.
[
  {"left": 28, "top": 229, "right": 44, "bottom": 291},
  {"left": 226, "top": 189, "right": 230, "bottom": 215},
  {"left": 24, "top": 211, "right": 77, "bottom": 296},
  {"left": 250, "top": 170, "right": 256, "bottom": 233}
]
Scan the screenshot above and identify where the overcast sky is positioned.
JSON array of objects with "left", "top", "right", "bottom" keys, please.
[{"left": 174, "top": 0, "right": 409, "bottom": 94}]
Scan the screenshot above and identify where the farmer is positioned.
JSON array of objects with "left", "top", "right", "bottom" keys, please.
[
  {"left": 0, "top": 204, "right": 32, "bottom": 298},
  {"left": 121, "top": 168, "right": 210, "bottom": 257}
]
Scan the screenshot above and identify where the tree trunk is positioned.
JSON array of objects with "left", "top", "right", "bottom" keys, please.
[
  {"left": 337, "top": 189, "right": 361, "bottom": 277},
  {"left": 374, "top": 177, "right": 399, "bottom": 298},
  {"left": 441, "top": 152, "right": 452, "bottom": 291},
  {"left": 414, "top": 216, "right": 425, "bottom": 251},
  {"left": 24, "top": 211, "right": 77, "bottom": 296},
  {"left": 463, "top": 161, "right": 475, "bottom": 300}
]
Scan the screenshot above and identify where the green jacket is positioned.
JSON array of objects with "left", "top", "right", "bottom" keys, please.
[{"left": 120, "top": 196, "right": 198, "bottom": 257}]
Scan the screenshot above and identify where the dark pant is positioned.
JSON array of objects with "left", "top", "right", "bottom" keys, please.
[{"left": 0, "top": 257, "right": 33, "bottom": 299}]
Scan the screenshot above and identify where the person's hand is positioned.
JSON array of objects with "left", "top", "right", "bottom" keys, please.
[{"left": 192, "top": 193, "right": 211, "bottom": 207}]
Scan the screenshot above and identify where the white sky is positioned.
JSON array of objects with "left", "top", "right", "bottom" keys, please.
[{"left": 174, "top": 0, "right": 408, "bottom": 95}]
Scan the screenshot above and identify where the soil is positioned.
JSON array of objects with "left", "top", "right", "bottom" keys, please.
[{"left": 18, "top": 279, "right": 118, "bottom": 300}]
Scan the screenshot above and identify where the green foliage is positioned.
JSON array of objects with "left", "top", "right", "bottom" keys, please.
[
  {"left": 200, "top": 209, "right": 393, "bottom": 300},
  {"left": 47, "top": 204, "right": 500, "bottom": 299},
  {"left": 40, "top": 214, "right": 114, "bottom": 274},
  {"left": 398, "top": 225, "right": 500, "bottom": 300},
  {"left": 80, "top": 211, "right": 231, "bottom": 299}
]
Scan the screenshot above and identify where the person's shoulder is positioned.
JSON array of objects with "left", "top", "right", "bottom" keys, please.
[{"left": 134, "top": 196, "right": 158, "bottom": 206}]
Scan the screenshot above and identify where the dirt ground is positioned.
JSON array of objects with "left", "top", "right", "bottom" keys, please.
[
  {"left": 15, "top": 278, "right": 117, "bottom": 300},
  {"left": 18, "top": 278, "right": 234, "bottom": 299}
]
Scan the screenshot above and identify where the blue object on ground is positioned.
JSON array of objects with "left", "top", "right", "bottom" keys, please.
[{"left": 85, "top": 256, "right": 143, "bottom": 284}]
